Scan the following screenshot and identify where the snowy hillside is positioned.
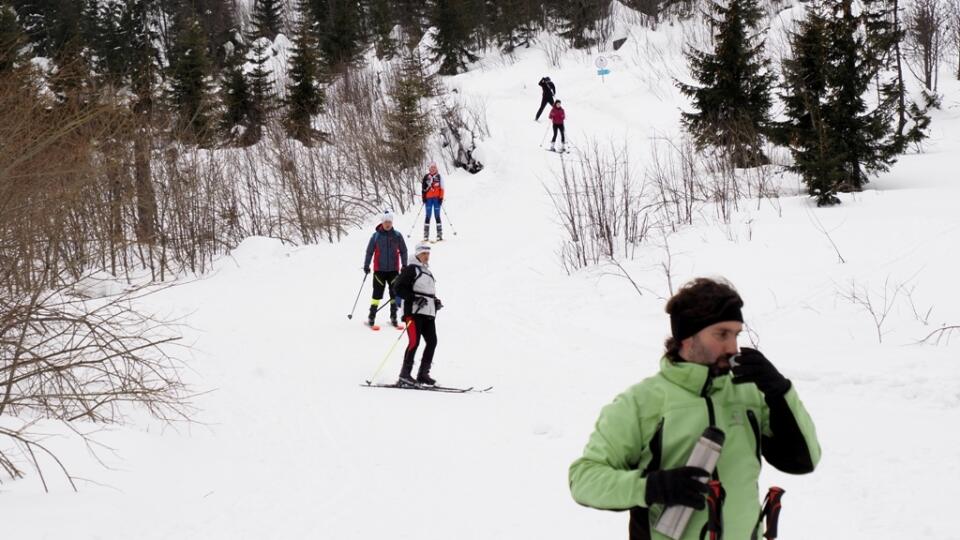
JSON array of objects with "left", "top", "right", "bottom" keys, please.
[{"left": 4, "top": 5, "right": 960, "bottom": 539}]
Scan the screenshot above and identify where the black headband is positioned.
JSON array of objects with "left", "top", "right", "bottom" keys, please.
[{"left": 671, "top": 301, "right": 743, "bottom": 341}]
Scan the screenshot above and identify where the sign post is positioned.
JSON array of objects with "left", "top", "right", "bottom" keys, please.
[{"left": 595, "top": 56, "right": 611, "bottom": 83}]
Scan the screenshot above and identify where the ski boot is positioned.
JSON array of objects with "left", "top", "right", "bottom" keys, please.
[
  {"left": 436, "top": 225, "right": 443, "bottom": 242},
  {"left": 416, "top": 373, "right": 436, "bottom": 387}
]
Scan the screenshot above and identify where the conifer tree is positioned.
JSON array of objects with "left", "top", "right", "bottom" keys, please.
[
  {"left": 779, "top": 0, "right": 903, "bottom": 205},
  {"left": 286, "top": 1, "right": 325, "bottom": 143},
  {"left": 168, "top": 16, "right": 215, "bottom": 144},
  {"left": 778, "top": 2, "right": 842, "bottom": 205},
  {"left": 312, "top": 0, "right": 364, "bottom": 70},
  {"left": 554, "top": 0, "right": 605, "bottom": 49},
  {"left": 384, "top": 50, "right": 433, "bottom": 170},
  {"left": 249, "top": 0, "right": 283, "bottom": 41},
  {"left": 678, "top": 0, "right": 774, "bottom": 167},
  {"left": 429, "top": 0, "right": 478, "bottom": 75},
  {"left": 220, "top": 41, "right": 253, "bottom": 141},
  {"left": 0, "top": 3, "right": 27, "bottom": 74},
  {"left": 367, "top": 0, "right": 397, "bottom": 59},
  {"left": 246, "top": 37, "right": 276, "bottom": 142},
  {"left": 822, "top": 0, "right": 897, "bottom": 193}
]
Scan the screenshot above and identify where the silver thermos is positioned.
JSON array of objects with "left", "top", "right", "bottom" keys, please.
[{"left": 653, "top": 427, "right": 726, "bottom": 540}]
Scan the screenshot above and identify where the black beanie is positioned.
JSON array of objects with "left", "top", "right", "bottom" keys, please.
[{"left": 670, "top": 297, "right": 743, "bottom": 342}]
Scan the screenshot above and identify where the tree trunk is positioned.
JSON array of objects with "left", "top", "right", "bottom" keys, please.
[
  {"left": 893, "top": 0, "right": 907, "bottom": 137},
  {"left": 134, "top": 124, "right": 157, "bottom": 245}
]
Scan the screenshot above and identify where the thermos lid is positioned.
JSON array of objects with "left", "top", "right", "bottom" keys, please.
[{"left": 702, "top": 427, "right": 726, "bottom": 446}]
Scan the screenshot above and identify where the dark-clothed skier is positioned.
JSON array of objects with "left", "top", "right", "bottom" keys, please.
[
  {"left": 549, "top": 100, "right": 566, "bottom": 152},
  {"left": 363, "top": 210, "right": 408, "bottom": 328},
  {"left": 535, "top": 76, "right": 556, "bottom": 121},
  {"left": 394, "top": 242, "right": 442, "bottom": 386},
  {"left": 422, "top": 162, "right": 445, "bottom": 242}
]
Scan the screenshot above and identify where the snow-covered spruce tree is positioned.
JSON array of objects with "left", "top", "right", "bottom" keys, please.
[
  {"left": 0, "top": 4, "right": 28, "bottom": 74},
  {"left": 489, "top": 0, "right": 540, "bottom": 53},
  {"left": 246, "top": 37, "right": 276, "bottom": 143},
  {"left": 823, "top": 0, "right": 899, "bottom": 194},
  {"left": 311, "top": 0, "right": 364, "bottom": 71},
  {"left": 553, "top": 0, "right": 607, "bottom": 49},
  {"left": 220, "top": 42, "right": 253, "bottom": 143},
  {"left": 777, "top": 1, "right": 844, "bottom": 205},
  {"left": 249, "top": 0, "right": 283, "bottom": 41},
  {"left": 678, "top": 0, "right": 775, "bottom": 168},
  {"left": 384, "top": 51, "right": 433, "bottom": 170},
  {"left": 160, "top": 0, "right": 236, "bottom": 68},
  {"left": 9, "top": 0, "right": 83, "bottom": 58},
  {"left": 366, "top": 0, "right": 398, "bottom": 59},
  {"left": 286, "top": 1, "right": 325, "bottom": 144},
  {"left": 167, "top": 16, "right": 216, "bottom": 145},
  {"left": 430, "top": 0, "right": 479, "bottom": 75},
  {"left": 779, "top": 0, "right": 902, "bottom": 205}
]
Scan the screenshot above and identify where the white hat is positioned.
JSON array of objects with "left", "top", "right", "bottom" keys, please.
[
  {"left": 414, "top": 242, "right": 431, "bottom": 257},
  {"left": 382, "top": 210, "right": 395, "bottom": 223}
]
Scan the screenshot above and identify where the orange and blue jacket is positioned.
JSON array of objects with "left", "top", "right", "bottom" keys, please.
[{"left": 422, "top": 173, "right": 445, "bottom": 201}]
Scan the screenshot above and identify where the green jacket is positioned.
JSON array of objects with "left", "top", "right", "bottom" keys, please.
[{"left": 569, "top": 357, "right": 821, "bottom": 540}]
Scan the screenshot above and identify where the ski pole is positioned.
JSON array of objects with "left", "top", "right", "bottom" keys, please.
[
  {"left": 347, "top": 272, "right": 369, "bottom": 320},
  {"left": 407, "top": 203, "right": 424, "bottom": 238},
  {"left": 539, "top": 123, "right": 551, "bottom": 147},
  {"left": 441, "top": 206, "right": 458, "bottom": 236},
  {"left": 367, "top": 323, "right": 408, "bottom": 383},
  {"left": 375, "top": 297, "right": 399, "bottom": 314}
]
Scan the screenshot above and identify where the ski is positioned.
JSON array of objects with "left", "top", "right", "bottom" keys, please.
[
  {"left": 391, "top": 323, "right": 405, "bottom": 331},
  {"left": 361, "top": 381, "right": 493, "bottom": 393},
  {"left": 365, "top": 322, "right": 381, "bottom": 331},
  {"left": 545, "top": 148, "right": 570, "bottom": 154}
]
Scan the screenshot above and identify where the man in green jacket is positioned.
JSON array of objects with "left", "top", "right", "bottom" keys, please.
[{"left": 569, "top": 278, "right": 820, "bottom": 540}]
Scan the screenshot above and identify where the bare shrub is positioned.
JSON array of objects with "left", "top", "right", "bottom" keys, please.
[
  {"left": 541, "top": 34, "right": 568, "bottom": 68},
  {"left": 0, "top": 274, "right": 190, "bottom": 489},
  {"left": 905, "top": 0, "right": 949, "bottom": 91},
  {"left": 545, "top": 139, "right": 653, "bottom": 272},
  {"left": 435, "top": 93, "right": 488, "bottom": 174},
  {"left": 839, "top": 277, "right": 907, "bottom": 344},
  {"left": 917, "top": 325, "right": 960, "bottom": 345}
]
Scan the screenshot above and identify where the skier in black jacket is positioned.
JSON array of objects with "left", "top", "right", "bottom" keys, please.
[
  {"left": 535, "top": 76, "right": 556, "bottom": 121},
  {"left": 394, "top": 242, "right": 442, "bottom": 386},
  {"left": 363, "top": 210, "right": 408, "bottom": 328}
]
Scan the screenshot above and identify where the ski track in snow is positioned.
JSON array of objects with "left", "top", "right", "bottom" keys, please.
[{"left": 5, "top": 14, "right": 960, "bottom": 540}]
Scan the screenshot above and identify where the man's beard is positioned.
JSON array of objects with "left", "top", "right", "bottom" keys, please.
[{"left": 690, "top": 337, "right": 734, "bottom": 377}]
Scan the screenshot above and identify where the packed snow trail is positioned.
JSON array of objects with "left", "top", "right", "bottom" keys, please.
[{"left": 5, "top": 21, "right": 960, "bottom": 540}]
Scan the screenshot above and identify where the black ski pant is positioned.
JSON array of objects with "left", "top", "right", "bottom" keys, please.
[
  {"left": 401, "top": 314, "right": 437, "bottom": 379},
  {"left": 369, "top": 271, "right": 399, "bottom": 321},
  {"left": 551, "top": 123, "right": 566, "bottom": 143},
  {"left": 535, "top": 94, "right": 555, "bottom": 120}
]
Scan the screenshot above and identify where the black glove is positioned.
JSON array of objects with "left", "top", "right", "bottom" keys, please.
[
  {"left": 415, "top": 297, "right": 428, "bottom": 310},
  {"left": 644, "top": 467, "right": 709, "bottom": 509},
  {"left": 363, "top": 267, "right": 370, "bottom": 274},
  {"left": 439, "top": 198, "right": 444, "bottom": 204},
  {"left": 435, "top": 298, "right": 443, "bottom": 310},
  {"left": 422, "top": 196, "right": 427, "bottom": 204},
  {"left": 732, "top": 347, "right": 791, "bottom": 397}
]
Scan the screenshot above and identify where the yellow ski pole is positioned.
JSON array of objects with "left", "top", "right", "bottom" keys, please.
[{"left": 366, "top": 325, "right": 408, "bottom": 384}]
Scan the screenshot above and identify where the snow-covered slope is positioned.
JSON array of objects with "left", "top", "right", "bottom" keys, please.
[{"left": 4, "top": 9, "right": 960, "bottom": 539}]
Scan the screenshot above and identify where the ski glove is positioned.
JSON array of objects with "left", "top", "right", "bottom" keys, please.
[
  {"left": 363, "top": 267, "right": 370, "bottom": 274},
  {"left": 732, "top": 347, "right": 791, "bottom": 397},
  {"left": 435, "top": 298, "right": 443, "bottom": 311},
  {"left": 644, "top": 466, "right": 710, "bottom": 509}
]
